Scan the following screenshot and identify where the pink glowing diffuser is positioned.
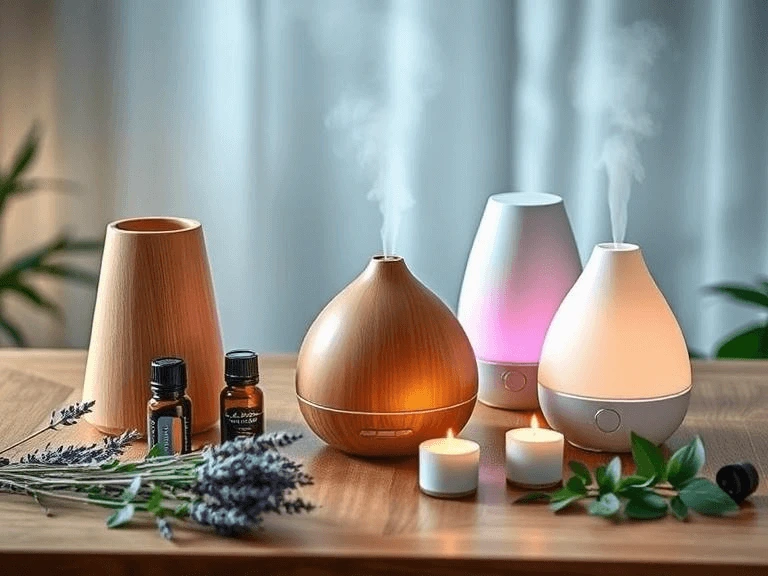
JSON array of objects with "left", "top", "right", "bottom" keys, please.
[{"left": 457, "top": 193, "right": 582, "bottom": 410}]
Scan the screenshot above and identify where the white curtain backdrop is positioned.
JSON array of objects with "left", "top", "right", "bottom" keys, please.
[{"left": 0, "top": 0, "right": 767, "bottom": 355}]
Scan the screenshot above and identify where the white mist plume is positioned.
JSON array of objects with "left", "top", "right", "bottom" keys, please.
[
  {"left": 324, "top": 0, "right": 441, "bottom": 257},
  {"left": 576, "top": 21, "right": 667, "bottom": 244}
]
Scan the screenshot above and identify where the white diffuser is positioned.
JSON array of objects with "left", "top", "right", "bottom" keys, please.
[
  {"left": 538, "top": 243, "right": 692, "bottom": 452},
  {"left": 458, "top": 193, "right": 581, "bottom": 410}
]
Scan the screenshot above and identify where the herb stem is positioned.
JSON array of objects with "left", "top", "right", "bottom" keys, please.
[
  {"left": 0, "top": 424, "right": 57, "bottom": 456},
  {"left": 0, "top": 473, "right": 195, "bottom": 486}
]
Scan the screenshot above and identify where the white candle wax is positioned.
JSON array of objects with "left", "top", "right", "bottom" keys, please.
[
  {"left": 506, "top": 426, "right": 564, "bottom": 488},
  {"left": 419, "top": 435, "right": 480, "bottom": 498}
]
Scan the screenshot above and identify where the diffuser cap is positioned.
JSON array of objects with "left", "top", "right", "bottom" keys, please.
[
  {"left": 225, "top": 350, "right": 260, "bottom": 385},
  {"left": 150, "top": 357, "right": 187, "bottom": 395}
]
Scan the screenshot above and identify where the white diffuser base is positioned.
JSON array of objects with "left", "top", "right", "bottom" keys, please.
[
  {"left": 537, "top": 384, "right": 691, "bottom": 452},
  {"left": 478, "top": 361, "right": 538, "bottom": 410}
]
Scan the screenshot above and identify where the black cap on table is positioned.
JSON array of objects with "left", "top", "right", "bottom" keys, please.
[{"left": 716, "top": 462, "right": 759, "bottom": 504}]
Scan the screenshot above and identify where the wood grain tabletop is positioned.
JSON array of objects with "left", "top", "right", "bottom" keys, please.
[{"left": 0, "top": 350, "right": 766, "bottom": 576}]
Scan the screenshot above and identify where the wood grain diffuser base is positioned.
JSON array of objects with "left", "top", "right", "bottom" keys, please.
[
  {"left": 83, "top": 217, "right": 223, "bottom": 436},
  {"left": 296, "top": 256, "right": 478, "bottom": 457}
]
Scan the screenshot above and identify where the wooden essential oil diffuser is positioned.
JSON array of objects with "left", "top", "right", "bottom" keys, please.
[
  {"left": 83, "top": 217, "right": 223, "bottom": 436},
  {"left": 296, "top": 256, "right": 478, "bottom": 457}
]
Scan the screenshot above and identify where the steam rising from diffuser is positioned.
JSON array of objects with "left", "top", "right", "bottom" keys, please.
[
  {"left": 575, "top": 21, "right": 667, "bottom": 244},
  {"left": 325, "top": 0, "right": 441, "bottom": 257}
]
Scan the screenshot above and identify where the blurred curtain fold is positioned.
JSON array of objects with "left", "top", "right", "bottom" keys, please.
[{"left": 0, "top": 0, "right": 766, "bottom": 354}]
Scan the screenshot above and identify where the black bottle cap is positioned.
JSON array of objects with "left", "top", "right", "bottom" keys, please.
[
  {"left": 716, "top": 462, "right": 759, "bottom": 504},
  {"left": 225, "top": 350, "right": 259, "bottom": 385},
  {"left": 150, "top": 357, "right": 187, "bottom": 395}
]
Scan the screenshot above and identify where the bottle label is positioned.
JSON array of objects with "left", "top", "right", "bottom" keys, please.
[
  {"left": 150, "top": 415, "right": 187, "bottom": 455},
  {"left": 223, "top": 408, "right": 264, "bottom": 440}
]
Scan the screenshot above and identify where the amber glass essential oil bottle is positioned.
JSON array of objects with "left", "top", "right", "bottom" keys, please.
[
  {"left": 220, "top": 350, "right": 264, "bottom": 442},
  {"left": 147, "top": 357, "right": 192, "bottom": 455}
]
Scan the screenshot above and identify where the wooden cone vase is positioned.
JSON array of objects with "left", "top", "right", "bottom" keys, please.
[
  {"left": 296, "top": 256, "right": 478, "bottom": 457},
  {"left": 83, "top": 217, "right": 223, "bottom": 436}
]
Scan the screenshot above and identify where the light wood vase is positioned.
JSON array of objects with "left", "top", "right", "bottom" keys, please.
[
  {"left": 83, "top": 217, "right": 223, "bottom": 436},
  {"left": 296, "top": 256, "right": 478, "bottom": 457}
]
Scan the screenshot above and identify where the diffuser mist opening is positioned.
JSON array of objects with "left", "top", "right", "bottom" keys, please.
[
  {"left": 491, "top": 192, "right": 562, "bottom": 207},
  {"left": 372, "top": 255, "right": 403, "bottom": 262},
  {"left": 596, "top": 242, "right": 638, "bottom": 252},
  {"left": 113, "top": 217, "right": 199, "bottom": 233}
]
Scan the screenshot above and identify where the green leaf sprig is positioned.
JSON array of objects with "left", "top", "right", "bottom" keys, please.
[
  {"left": 0, "top": 124, "right": 103, "bottom": 346},
  {"left": 706, "top": 280, "right": 768, "bottom": 358},
  {"left": 516, "top": 432, "right": 739, "bottom": 521}
]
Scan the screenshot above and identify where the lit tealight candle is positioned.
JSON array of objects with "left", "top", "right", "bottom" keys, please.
[
  {"left": 419, "top": 430, "right": 480, "bottom": 498},
  {"left": 506, "top": 415, "right": 564, "bottom": 489}
]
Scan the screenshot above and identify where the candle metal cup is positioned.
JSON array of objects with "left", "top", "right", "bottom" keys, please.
[
  {"left": 505, "top": 427, "right": 564, "bottom": 489},
  {"left": 419, "top": 437, "right": 480, "bottom": 499}
]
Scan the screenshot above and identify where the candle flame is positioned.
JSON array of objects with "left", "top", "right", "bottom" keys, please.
[
  {"left": 446, "top": 429, "right": 454, "bottom": 439},
  {"left": 531, "top": 414, "right": 540, "bottom": 429}
]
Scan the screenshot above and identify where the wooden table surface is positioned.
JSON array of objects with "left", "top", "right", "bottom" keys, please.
[{"left": 0, "top": 350, "right": 767, "bottom": 576}]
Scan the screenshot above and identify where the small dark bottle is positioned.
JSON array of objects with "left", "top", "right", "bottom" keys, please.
[
  {"left": 147, "top": 357, "right": 192, "bottom": 455},
  {"left": 221, "top": 350, "right": 264, "bottom": 442}
]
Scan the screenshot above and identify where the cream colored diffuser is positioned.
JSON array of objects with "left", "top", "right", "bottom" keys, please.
[
  {"left": 83, "top": 217, "right": 223, "bottom": 435},
  {"left": 296, "top": 256, "right": 478, "bottom": 457},
  {"left": 538, "top": 243, "right": 691, "bottom": 452}
]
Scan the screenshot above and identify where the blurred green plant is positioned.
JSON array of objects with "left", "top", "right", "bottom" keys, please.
[
  {"left": 706, "top": 280, "right": 768, "bottom": 359},
  {"left": 0, "top": 125, "right": 102, "bottom": 346}
]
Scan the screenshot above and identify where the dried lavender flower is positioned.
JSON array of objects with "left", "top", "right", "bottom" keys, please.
[
  {"left": 0, "top": 400, "right": 100, "bottom": 457},
  {"left": 204, "top": 431, "right": 303, "bottom": 460},
  {"left": 20, "top": 429, "right": 139, "bottom": 465},
  {"left": 189, "top": 501, "right": 254, "bottom": 536},
  {"left": 0, "top": 422, "right": 313, "bottom": 540},
  {"left": 155, "top": 517, "right": 173, "bottom": 540},
  {"left": 50, "top": 400, "right": 96, "bottom": 428},
  {"left": 188, "top": 432, "right": 313, "bottom": 534}
]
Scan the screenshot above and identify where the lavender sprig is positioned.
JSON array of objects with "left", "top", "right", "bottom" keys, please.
[
  {"left": 0, "top": 428, "right": 314, "bottom": 540},
  {"left": 190, "top": 432, "right": 314, "bottom": 535},
  {"left": 20, "top": 430, "right": 140, "bottom": 465},
  {"left": 50, "top": 400, "right": 96, "bottom": 428},
  {"left": 155, "top": 517, "right": 173, "bottom": 540},
  {"left": 0, "top": 400, "right": 95, "bottom": 456}
]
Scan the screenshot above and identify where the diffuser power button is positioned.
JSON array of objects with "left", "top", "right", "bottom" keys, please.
[
  {"left": 501, "top": 370, "right": 527, "bottom": 392},
  {"left": 594, "top": 409, "right": 621, "bottom": 433}
]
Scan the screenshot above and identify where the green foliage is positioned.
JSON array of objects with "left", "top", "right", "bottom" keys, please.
[
  {"left": 669, "top": 495, "right": 688, "bottom": 521},
  {"left": 106, "top": 503, "right": 135, "bottom": 528},
  {"left": 630, "top": 432, "right": 665, "bottom": 484},
  {"left": 708, "top": 283, "right": 768, "bottom": 308},
  {"left": 705, "top": 280, "right": 768, "bottom": 359},
  {"left": 715, "top": 326, "right": 767, "bottom": 359},
  {"left": 515, "top": 433, "right": 740, "bottom": 522},
  {"left": 588, "top": 493, "right": 620, "bottom": 518},
  {"left": 678, "top": 478, "right": 739, "bottom": 516},
  {"left": 146, "top": 444, "right": 164, "bottom": 459},
  {"left": 624, "top": 489, "right": 668, "bottom": 520},
  {"left": 0, "top": 125, "right": 102, "bottom": 346},
  {"left": 568, "top": 461, "right": 591, "bottom": 485},
  {"left": 666, "top": 436, "right": 705, "bottom": 489}
]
